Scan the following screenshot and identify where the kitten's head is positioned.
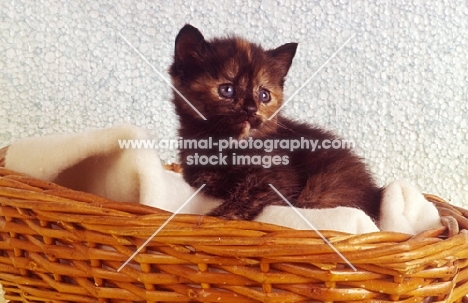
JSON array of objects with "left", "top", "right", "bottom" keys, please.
[{"left": 169, "top": 24, "right": 297, "bottom": 139}]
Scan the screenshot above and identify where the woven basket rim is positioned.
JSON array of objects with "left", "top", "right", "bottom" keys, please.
[{"left": 0, "top": 165, "right": 467, "bottom": 302}]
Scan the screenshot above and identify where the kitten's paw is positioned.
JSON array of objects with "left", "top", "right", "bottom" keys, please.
[
  {"left": 207, "top": 210, "right": 239, "bottom": 220},
  {"left": 207, "top": 208, "right": 245, "bottom": 220},
  {"left": 217, "top": 214, "right": 241, "bottom": 220}
]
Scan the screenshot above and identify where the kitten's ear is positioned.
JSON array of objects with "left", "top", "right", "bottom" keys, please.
[
  {"left": 174, "top": 24, "right": 207, "bottom": 63},
  {"left": 267, "top": 43, "right": 298, "bottom": 76}
]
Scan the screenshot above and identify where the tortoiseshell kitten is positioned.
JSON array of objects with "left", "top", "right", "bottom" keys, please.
[{"left": 169, "top": 24, "right": 382, "bottom": 221}]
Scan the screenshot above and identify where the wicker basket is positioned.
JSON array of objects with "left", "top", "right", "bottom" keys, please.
[{"left": 0, "top": 166, "right": 467, "bottom": 302}]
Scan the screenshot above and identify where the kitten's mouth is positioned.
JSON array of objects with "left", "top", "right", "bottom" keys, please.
[
  {"left": 237, "top": 117, "right": 262, "bottom": 139},
  {"left": 237, "top": 116, "right": 261, "bottom": 128},
  {"left": 217, "top": 114, "right": 263, "bottom": 140}
]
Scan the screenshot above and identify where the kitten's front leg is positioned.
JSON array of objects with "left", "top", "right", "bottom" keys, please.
[
  {"left": 206, "top": 171, "right": 300, "bottom": 220},
  {"left": 184, "top": 166, "right": 272, "bottom": 219},
  {"left": 206, "top": 186, "right": 273, "bottom": 220}
]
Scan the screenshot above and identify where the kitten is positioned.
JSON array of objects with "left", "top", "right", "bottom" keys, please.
[{"left": 169, "top": 24, "right": 382, "bottom": 221}]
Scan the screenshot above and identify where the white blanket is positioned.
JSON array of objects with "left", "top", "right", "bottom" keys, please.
[{"left": 2, "top": 124, "right": 443, "bottom": 234}]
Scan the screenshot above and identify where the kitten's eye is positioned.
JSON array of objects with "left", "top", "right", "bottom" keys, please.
[
  {"left": 258, "top": 89, "right": 271, "bottom": 103},
  {"left": 218, "top": 84, "right": 235, "bottom": 98}
]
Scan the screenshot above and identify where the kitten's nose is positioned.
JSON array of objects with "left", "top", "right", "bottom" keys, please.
[
  {"left": 244, "top": 105, "right": 257, "bottom": 114},
  {"left": 243, "top": 100, "right": 257, "bottom": 114}
]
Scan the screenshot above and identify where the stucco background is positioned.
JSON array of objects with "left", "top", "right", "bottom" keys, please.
[{"left": 1, "top": 0, "right": 467, "bottom": 210}]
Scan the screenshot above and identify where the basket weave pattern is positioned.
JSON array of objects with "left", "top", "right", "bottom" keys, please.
[{"left": 0, "top": 167, "right": 467, "bottom": 302}]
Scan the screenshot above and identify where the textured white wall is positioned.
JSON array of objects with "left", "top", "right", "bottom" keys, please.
[{"left": 1, "top": 1, "right": 467, "bottom": 207}]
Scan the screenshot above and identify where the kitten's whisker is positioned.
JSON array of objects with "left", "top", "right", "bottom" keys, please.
[
  {"left": 268, "top": 184, "right": 358, "bottom": 272},
  {"left": 196, "top": 120, "right": 228, "bottom": 138},
  {"left": 275, "top": 121, "right": 301, "bottom": 135}
]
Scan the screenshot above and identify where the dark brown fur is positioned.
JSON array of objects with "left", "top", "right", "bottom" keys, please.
[{"left": 169, "top": 24, "right": 382, "bottom": 221}]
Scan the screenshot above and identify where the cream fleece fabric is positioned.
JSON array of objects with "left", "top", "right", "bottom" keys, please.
[{"left": 2, "top": 124, "right": 442, "bottom": 234}]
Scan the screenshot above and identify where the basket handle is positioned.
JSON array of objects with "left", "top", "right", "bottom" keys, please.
[{"left": 425, "top": 194, "right": 468, "bottom": 237}]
